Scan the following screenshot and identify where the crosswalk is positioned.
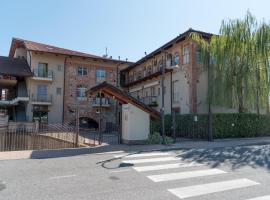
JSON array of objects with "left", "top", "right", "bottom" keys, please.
[{"left": 114, "top": 151, "right": 268, "bottom": 200}]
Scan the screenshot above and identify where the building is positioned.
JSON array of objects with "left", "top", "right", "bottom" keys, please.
[
  {"left": 7, "top": 38, "right": 130, "bottom": 126},
  {"left": 120, "top": 28, "right": 212, "bottom": 115},
  {"left": 0, "top": 56, "right": 32, "bottom": 122}
]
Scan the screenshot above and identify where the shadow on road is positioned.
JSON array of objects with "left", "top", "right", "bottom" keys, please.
[{"left": 177, "top": 145, "right": 270, "bottom": 170}]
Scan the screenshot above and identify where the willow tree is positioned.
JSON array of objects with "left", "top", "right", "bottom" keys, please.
[{"left": 191, "top": 11, "right": 270, "bottom": 114}]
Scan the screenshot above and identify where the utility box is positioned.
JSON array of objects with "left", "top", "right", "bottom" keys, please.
[{"left": 122, "top": 103, "right": 150, "bottom": 144}]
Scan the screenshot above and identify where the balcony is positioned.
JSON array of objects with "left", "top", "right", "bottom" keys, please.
[
  {"left": 0, "top": 75, "right": 17, "bottom": 86},
  {"left": 31, "top": 94, "right": 52, "bottom": 105},
  {"left": 139, "top": 96, "right": 158, "bottom": 107},
  {"left": 31, "top": 69, "right": 53, "bottom": 82},
  {"left": 91, "top": 97, "right": 111, "bottom": 107},
  {"left": 124, "top": 67, "right": 172, "bottom": 87}
]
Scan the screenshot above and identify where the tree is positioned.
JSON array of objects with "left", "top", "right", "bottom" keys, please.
[{"left": 191, "top": 11, "right": 270, "bottom": 114}]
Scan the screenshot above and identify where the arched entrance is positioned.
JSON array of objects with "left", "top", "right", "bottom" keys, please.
[{"left": 79, "top": 117, "right": 98, "bottom": 129}]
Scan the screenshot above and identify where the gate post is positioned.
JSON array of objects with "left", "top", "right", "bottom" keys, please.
[{"left": 75, "top": 109, "right": 79, "bottom": 147}]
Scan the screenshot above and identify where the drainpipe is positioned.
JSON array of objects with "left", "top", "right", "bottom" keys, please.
[{"left": 62, "top": 56, "right": 67, "bottom": 124}]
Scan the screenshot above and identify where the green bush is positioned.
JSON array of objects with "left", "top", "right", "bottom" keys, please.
[
  {"left": 150, "top": 113, "right": 270, "bottom": 139},
  {"left": 147, "top": 131, "right": 173, "bottom": 144}
]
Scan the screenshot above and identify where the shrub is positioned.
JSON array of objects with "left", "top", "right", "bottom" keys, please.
[
  {"left": 150, "top": 113, "right": 270, "bottom": 139},
  {"left": 147, "top": 131, "right": 173, "bottom": 144}
]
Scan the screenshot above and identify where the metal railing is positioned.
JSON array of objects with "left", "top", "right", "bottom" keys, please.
[
  {"left": 91, "top": 97, "right": 111, "bottom": 107},
  {"left": 33, "top": 69, "right": 53, "bottom": 79},
  {"left": 139, "top": 96, "right": 158, "bottom": 106},
  {"left": 31, "top": 94, "right": 52, "bottom": 103}
]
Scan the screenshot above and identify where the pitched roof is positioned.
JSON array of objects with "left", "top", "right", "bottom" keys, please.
[
  {"left": 9, "top": 38, "right": 132, "bottom": 64},
  {"left": 121, "top": 28, "right": 213, "bottom": 72},
  {"left": 0, "top": 56, "right": 32, "bottom": 77},
  {"left": 87, "top": 82, "right": 161, "bottom": 119}
]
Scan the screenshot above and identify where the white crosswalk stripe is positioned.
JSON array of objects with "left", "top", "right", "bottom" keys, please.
[
  {"left": 133, "top": 162, "right": 204, "bottom": 172},
  {"left": 147, "top": 169, "right": 226, "bottom": 182},
  {"left": 246, "top": 195, "right": 270, "bottom": 200},
  {"left": 114, "top": 152, "right": 171, "bottom": 158},
  {"left": 122, "top": 157, "right": 181, "bottom": 164},
  {"left": 168, "top": 178, "right": 259, "bottom": 199},
  {"left": 118, "top": 153, "right": 262, "bottom": 199}
]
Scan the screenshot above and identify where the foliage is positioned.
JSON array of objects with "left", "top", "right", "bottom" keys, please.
[
  {"left": 147, "top": 131, "right": 173, "bottom": 144},
  {"left": 191, "top": 11, "right": 270, "bottom": 114},
  {"left": 150, "top": 114, "right": 270, "bottom": 139}
]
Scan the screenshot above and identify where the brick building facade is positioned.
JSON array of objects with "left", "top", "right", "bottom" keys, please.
[{"left": 63, "top": 56, "right": 130, "bottom": 129}]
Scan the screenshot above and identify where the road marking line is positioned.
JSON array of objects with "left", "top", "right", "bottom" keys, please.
[
  {"left": 49, "top": 175, "right": 77, "bottom": 180},
  {"left": 114, "top": 152, "right": 171, "bottom": 158},
  {"left": 122, "top": 157, "right": 181, "bottom": 164},
  {"left": 168, "top": 178, "right": 259, "bottom": 199},
  {"left": 133, "top": 162, "right": 204, "bottom": 172},
  {"left": 109, "top": 169, "right": 132, "bottom": 173},
  {"left": 96, "top": 151, "right": 125, "bottom": 155},
  {"left": 147, "top": 169, "right": 226, "bottom": 182},
  {"left": 246, "top": 195, "right": 270, "bottom": 200}
]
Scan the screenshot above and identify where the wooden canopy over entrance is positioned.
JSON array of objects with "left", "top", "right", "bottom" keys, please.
[{"left": 86, "top": 82, "right": 161, "bottom": 119}]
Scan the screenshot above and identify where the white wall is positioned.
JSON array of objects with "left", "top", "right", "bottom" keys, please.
[{"left": 122, "top": 103, "right": 150, "bottom": 143}]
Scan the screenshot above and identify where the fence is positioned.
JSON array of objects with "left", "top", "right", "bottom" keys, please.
[
  {"left": 0, "top": 121, "right": 121, "bottom": 152},
  {"left": 150, "top": 113, "right": 270, "bottom": 142},
  {"left": 150, "top": 114, "right": 209, "bottom": 141}
]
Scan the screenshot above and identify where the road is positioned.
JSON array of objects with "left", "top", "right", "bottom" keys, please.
[{"left": 0, "top": 144, "right": 270, "bottom": 200}]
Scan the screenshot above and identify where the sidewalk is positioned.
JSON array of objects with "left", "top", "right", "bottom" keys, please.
[{"left": 1, "top": 137, "right": 270, "bottom": 160}]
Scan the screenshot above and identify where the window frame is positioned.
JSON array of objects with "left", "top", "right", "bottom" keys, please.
[
  {"left": 96, "top": 69, "right": 106, "bottom": 84},
  {"left": 77, "top": 67, "right": 88, "bottom": 76}
]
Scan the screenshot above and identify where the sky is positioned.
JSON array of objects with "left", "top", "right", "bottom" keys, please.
[{"left": 1, "top": 0, "right": 270, "bottom": 62}]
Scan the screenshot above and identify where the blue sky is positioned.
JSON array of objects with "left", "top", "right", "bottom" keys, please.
[{"left": 1, "top": 0, "right": 270, "bottom": 62}]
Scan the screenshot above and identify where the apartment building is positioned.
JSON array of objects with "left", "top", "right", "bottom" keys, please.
[
  {"left": 120, "top": 29, "right": 212, "bottom": 115},
  {"left": 0, "top": 56, "right": 32, "bottom": 122},
  {"left": 8, "top": 38, "right": 130, "bottom": 126}
]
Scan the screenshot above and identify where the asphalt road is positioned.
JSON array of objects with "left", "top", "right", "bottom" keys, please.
[{"left": 0, "top": 144, "right": 270, "bottom": 200}]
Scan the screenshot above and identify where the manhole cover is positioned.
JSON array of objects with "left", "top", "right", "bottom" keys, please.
[{"left": 0, "top": 181, "right": 6, "bottom": 191}]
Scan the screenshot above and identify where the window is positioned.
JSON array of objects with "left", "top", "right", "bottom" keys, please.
[
  {"left": 158, "top": 59, "right": 163, "bottom": 70},
  {"left": 150, "top": 87, "right": 156, "bottom": 96},
  {"left": 96, "top": 69, "right": 105, "bottom": 83},
  {"left": 183, "top": 46, "right": 189, "bottom": 64},
  {"left": 37, "top": 85, "right": 48, "bottom": 101},
  {"left": 166, "top": 53, "right": 173, "bottom": 67},
  {"left": 196, "top": 49, "right": 202, "bottom": 64},
  {"left": 76, "top": 85, "right": 87, "bottom": 99},
  {"left": 173, "top": 53, "right": 180, "bottom": 66},
  {"left": 37, "top": 63, "right": 48, "bottom": 77},
  {"left": 58, "top": 65, "right": 62, "bottom": 71},
  {"left": 77, "top": 67, "right": 87, "bottom": 76},
  {"left": 56, "top": 88, "right": 62, "bottom": 95}
]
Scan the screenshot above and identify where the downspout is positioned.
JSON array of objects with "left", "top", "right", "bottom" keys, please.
[{"left": 62, "top": 56, "right": 67, "bottom": 124}]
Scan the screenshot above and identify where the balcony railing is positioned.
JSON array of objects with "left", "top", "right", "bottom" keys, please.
[
  {"left": 32, "top": 69, "right": 53, "bottom": 80},
  {"left": 91, "top": 97, "right": 111, "bottom": 107},
  {"left": 139, "top": 96, "right": 158, "bottom": 107},
  {"left": 31, "top": 94, "right": 52, "bottom": 104},
  {"left": 125, "top": 64, "right": 174, "bottom": 86},
  {"left": 0, "top": 75, "right": 17, "bottom": 86}
]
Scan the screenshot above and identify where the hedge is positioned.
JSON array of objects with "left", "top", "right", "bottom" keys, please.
[{"left": 150, "top": 113, "right": 270, "bottom": 139}]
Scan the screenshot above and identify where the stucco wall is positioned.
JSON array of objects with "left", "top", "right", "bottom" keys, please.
[
  {"left": 26, "top": 52, "right": 66, "bottom": 123},
  {"left": 122, "top": 103, "right": 149, "bottom": 143}
]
